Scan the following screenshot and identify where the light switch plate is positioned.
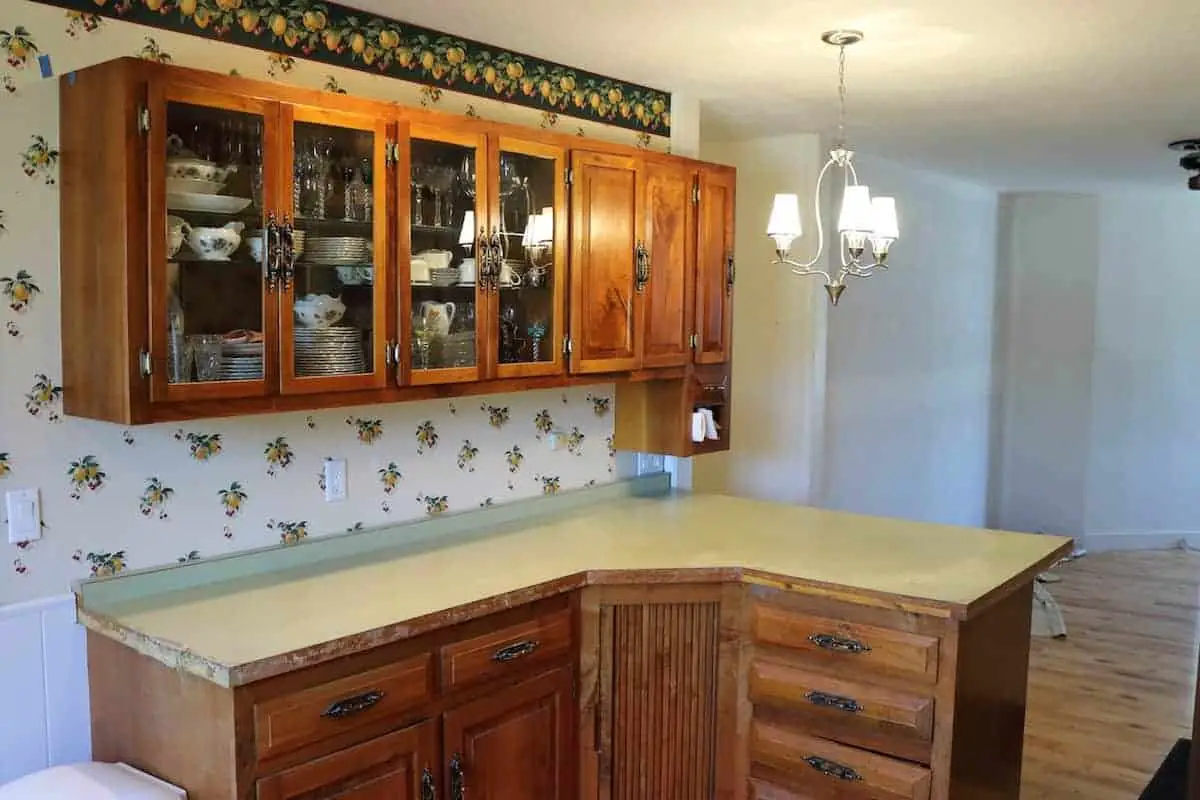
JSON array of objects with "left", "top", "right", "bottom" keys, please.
[
  {"left": 323, "top": 458, "right": 347, "bottom": 502},
  {"left": 6, "top": 488, "right": 41, "bottom": 544}
]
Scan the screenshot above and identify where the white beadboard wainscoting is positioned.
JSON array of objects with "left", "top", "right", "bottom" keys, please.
[{"left": 0, "top": 595, "right": 91, "bottom": 785}]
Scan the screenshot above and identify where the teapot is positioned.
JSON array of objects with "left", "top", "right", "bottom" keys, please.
[
  {"left": 187, "top": 221, "right": 244, "bottom": 261},
  {"left": 294, "top": 294, "right": 346, "bottom": 328},
  {"left": 419, "top": 301, "right": 456, "bottom": 337}
]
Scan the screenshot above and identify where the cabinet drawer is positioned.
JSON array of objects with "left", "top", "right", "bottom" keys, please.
[
  {"left": 254, "top": 653, "right": 434, "bottom": 763},
  {"left": 441, "top": 609, "right": 572, "bottom": 692},
  {"left": 751, "top": 720, "right": 931, "bottom": 800},
  {"left": 750, "top": 658, "right": 933, "bottom": 762},
  {"left": 748, "top": 778, "right": 808, "bottom": 799},
  {"left": 753, "top": 603, "right": 939, "bottom": 684}
]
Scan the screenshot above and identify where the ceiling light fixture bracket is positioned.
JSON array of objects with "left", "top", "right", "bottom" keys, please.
[{"left": 821, "top": 29, "right": 864, "bottom": 47}]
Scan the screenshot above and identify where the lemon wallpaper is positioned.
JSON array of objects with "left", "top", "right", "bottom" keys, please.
[{"left": 0, "top": 3, "right": 621, "bottom": 606}]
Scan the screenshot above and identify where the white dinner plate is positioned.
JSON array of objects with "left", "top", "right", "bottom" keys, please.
[{"left": 167, "top": 192, "right": 253, "bottom": 214}]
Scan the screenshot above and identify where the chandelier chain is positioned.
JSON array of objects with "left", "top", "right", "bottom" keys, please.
[{"left": 837, "top": 44, "right": 848, "bottom": 146}]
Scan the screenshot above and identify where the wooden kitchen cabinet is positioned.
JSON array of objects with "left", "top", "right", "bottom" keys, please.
[
  {"left": 256, "top": 720, "right": 437, "bottom": 800},
  {"left": 60, "top": 57, "right": 737, "bottom": 434},
  {"left": 568, "top": 150, "right": 642, "bottom": 374},
  {"left": 695, "top": 165, "right": 736, "bottom": 364},
  {"left": 639, "top": 161, "right": 696, "bottom": 369},
  {"left": 443, "top": 667, "right": 574, "bottom": 799}
]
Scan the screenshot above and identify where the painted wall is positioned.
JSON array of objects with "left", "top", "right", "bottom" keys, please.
[
  {"left": 1085, "top": 191, "right": 1200, "bottom": 542},
  {"left": 692, "top": 134, "right": 827, "bottom": 505},
  {"left": 988, "top": 194, "right": 1099, "bottom": 537},
  {"left": 820, "top": 155, "right": 998, "bottom": 526}
]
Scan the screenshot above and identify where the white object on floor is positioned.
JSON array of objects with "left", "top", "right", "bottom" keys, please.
[
  {"left": 1031, "top": 580, "right": 1068, "bottom": 639},
  {"left": 0, "top": 763, "right": 185, "bottom": 799}
]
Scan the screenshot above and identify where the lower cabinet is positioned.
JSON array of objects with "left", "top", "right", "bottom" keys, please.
[
  {"left": 256, "top": 720, "right": 437, "bottom": 800},
  {"left": 443, "top": 666, "right": 574, "bottom": 799}
]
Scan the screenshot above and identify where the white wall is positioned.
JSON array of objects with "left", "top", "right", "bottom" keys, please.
[
  {"left": 692, "top": 135, "right": 827, "bottom": 505},
  {"left": 820, "top": 156, "right": 998, "bottom": 526},
  {"left": 1086, "top": 191, "right": 1200, "bottom": 542},
  {"left": 989, "top": 194, "right": 1099, "bottom": 537},
  {"left": 0, "top": 596, "right": 90, "bottom": 784}
]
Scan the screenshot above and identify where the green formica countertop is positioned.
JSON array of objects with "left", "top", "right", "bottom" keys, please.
[{"left": 75, "top": 476, "right": 1072, "bottom": 687}]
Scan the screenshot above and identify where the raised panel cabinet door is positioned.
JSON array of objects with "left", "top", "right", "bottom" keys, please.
[
  {"left": 256, "top": 718, "right": 438, "bottom": 800},
  {"left": 695, "top": 165, "right": 736, "bottom": 364},
  {"left": 639, "top": 162, "right": 695, "bottom": 369},
  {"left": 442, "top": 666, "right": 573, "bottom": 800},
  {"left": 569, "top": 151, "right": 642, "bottom": 373}
]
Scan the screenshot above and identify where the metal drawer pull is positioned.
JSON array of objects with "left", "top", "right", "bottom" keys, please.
[
  {"left": 492, "top": 639, "right": 540, "bottom": 663},
  {"left": 804, "top": 690, "right": 863, "bottom": 713},
  {"left": 804, "top": 755, "right": 863, "bottom": 782},
  {"left": 809, "top": 633, "right": 872, "bottom": 654},
  {"left": 450, "top": 754, "right": 465, "bottom": 800},
  {"left": 320, "top": 689, "right": 385, "bottom": 719}
]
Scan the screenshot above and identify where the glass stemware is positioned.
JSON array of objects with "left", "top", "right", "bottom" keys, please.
[
  {"left": 458, "top": 154, "right": 477, "bottom": 201},
  {"left": 412, "top": 164, "right": 429, "bottom": 226},
  {"left": 430, "top": 166, "right": 454, "bottom": 228}
]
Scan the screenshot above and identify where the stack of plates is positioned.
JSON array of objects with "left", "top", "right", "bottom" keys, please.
[
  {"left": 305, "top": 236, "right": 371, "bottom": 265},
  {"left": 221, "top": 340, "right": 264, "bottom": 381},
  {"left": 430, "top": 267, "right": 460, "bottom": 287},
  {"left": 295, "top": 327, "right": 366, "bottom": 377}
]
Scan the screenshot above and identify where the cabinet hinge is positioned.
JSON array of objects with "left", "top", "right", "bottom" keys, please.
[
  {"left": 136, "top": 105, "right": 151, "bottom": 135},
  {"left": 392, "top": 142, "right": 402, "bottom": 163},
  {"left": 562, "top": 336, "right": 573, "bottom": 357},
  {"left": 692, "top": 182, "right": 700, "bottom": 205},
  {"left": 565, "top": 167, "right": 574, "bottom": 186},
  {"left": 138, "top": 348, "right": 152, "bottom": 378},
  {"left": 689, "top": 333, "right": 698, "bottom": 350},
  {"left": 384, "top": 139, "right": 393, "bottom": 167}
]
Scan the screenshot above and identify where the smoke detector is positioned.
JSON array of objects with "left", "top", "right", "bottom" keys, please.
[{"left": 1168, "top": 139, "right": 1200, "bottom": 190}]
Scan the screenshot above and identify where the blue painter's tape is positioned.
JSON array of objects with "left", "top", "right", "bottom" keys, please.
[{"left": 38, "top": 54, "right": 53, "bottom": 78}]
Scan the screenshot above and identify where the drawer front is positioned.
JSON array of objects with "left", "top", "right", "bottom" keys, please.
[
  {"left": 753, "top": 603, "right": 940, "bottom": 684},
  {"left": 254, "top": 653, "right": 434, "bottom": 763},
  {"left": 751, "top": 720, "right": 931, "bottom": 800},
  {"left": 748, "top": 778, "right": 809, "bottom": 799},
  {"left": 750, "top": 658, "right": 933, "bottom": 761},
  {"left": 441, "top": 608, "right": 573, "bottom": 692}
]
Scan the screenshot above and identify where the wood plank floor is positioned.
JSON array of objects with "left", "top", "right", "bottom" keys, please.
[{"left": 1021, "top": 550, "right": 1200, "bottom": 798}]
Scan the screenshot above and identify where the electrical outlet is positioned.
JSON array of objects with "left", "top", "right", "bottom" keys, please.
[
  {"left": 323, "top": 458, "right": 347, "bottom": 502},
  {"left": 6, "top": 488, "right": 42, "bottom": 544}
]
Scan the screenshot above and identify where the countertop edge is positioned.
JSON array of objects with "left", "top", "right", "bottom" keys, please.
[{"left": 76, "top": 549, "right": 1066, "bottom": 688}]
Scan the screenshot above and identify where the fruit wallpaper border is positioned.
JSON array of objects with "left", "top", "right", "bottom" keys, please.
[
  {"left": 0, "top": 8, "right": 621, "bottom": 605},
  {"left": 27, "top": 0, "right": 672, "bottom": 135}
]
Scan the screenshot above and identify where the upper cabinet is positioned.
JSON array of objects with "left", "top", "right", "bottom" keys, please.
[
  {"left": 640, "top": 161, "right": 696, "bottom": 369},
  {"left": 568, "top": 151, "right": 642, "bottom": 374},
  {"left": 59, "top": 59, "right": 735, "bottom": 429},
  {"left": 695, "top": 165, "right": 736, "bottom": 364}
]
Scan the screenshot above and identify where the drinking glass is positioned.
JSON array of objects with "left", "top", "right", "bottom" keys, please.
[
  {"left": 188, "top": 334, "right": 223, "bottom": 381},
  {"left": 458, "top": 154, "right": 477, "bottom": 200},
  {"left": 412, "top": 164, "right": 429, "bottom": 226}
]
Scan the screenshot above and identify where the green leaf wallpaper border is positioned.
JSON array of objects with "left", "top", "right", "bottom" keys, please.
[{"left": 28, "top": 0, "right": 672, "bottom": 134}]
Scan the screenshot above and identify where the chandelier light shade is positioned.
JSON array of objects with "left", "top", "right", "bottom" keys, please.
[{"left": 767, "top": 29, "right": 899, "bottom": 305}]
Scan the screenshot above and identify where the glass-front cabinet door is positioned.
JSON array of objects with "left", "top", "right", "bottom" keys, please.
[
  {"left": 281, "top": 107, "right": 391, "bottom": 395},
  {"left": 403, "top": 125, "right": 487, "bottom": 385},
  {"left": 487, "top": 138, "right": 566, "bottom": 378},
  {"left": 148, "top": 83, "right": 280, "bottom": 403}
]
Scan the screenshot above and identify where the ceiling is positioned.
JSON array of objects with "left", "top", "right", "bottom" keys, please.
[{"left": 353, "top": 0, "right": 1200, "bottom": 190}]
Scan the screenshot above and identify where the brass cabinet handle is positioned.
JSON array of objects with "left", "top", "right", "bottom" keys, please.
[
  {"left": 492, "top": 639, "right": 540, "bottom": 663},
  {"left": 449, "top": 754, "right": 465, "bottom": 800},
  {"left": 280, "top": 215, "right": 296, "bottom": 292},
  {"left": 634, "top": 240, "right": 650, "bottom": 293},
  {"left": 809, "top": 633, "right": 872, "bottom": 654},
  {"left": 804, "top": 690, "right": 863, "bottom": 713},
  {"left": 320, "top": 689, "right": 385, "bottom": 719},
  {"left": 804, "top": 755, "right": 863, "bottom": 782},
  {"left": 421, "top": 767, "right": 435, "bottom": 800},
  {"left": 264, "top": 213, "right": 280, "bottom": 291},
  {"left": 477, "top": 226, "right": 491, "bottom": 290},
  {"left": 488, "top": 226, "right": 504, "bottom": 292},
  {"left": 726, "top": 252, "right": 736, "bottom": 295}
]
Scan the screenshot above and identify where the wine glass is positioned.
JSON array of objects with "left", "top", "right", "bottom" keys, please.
[
  {"left": 430, "top": 166, "right": 454, "bottom": 228},
  {"left": 458, "top": 154, "right": 477, "bottom": 201},
  {"left": 411, "top": 164, "right": 429, "bottom": 226}
]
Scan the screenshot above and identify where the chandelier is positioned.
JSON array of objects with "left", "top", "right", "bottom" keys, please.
[{"left": 766, "top": 30, "right": 899, "bottom": 305}]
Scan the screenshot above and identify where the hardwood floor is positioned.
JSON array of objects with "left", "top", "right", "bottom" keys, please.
[{"left": 1021, "top": 550, "right": 1200, "bottom": 798}]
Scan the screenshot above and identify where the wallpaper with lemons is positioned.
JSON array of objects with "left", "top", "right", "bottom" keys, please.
[{"left": 0, "top": 2, "right": 622, "bottom": 606}]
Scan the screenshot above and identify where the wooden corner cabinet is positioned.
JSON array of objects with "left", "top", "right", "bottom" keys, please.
[{"left": 58, "top": 57, "right": 736, "bottom": 452}]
